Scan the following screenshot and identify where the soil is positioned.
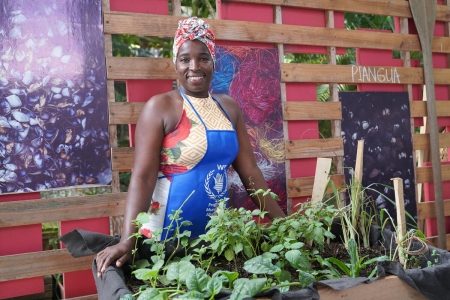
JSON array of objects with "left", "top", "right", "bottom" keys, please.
[{"left": 126, "top": 241, "right": 388, "bottom": 294}]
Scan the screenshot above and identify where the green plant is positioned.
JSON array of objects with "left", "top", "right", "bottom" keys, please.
[
  {"left": 329, "top": 173, "right": 381, "bottom": 249},
  {"left": 195, "top": 198, "right": 267, "bottom": 268},
  {"left": 379, "top": 208, "right": 430, "bottom": 270},
  {"left": 122, "top": 186, "right": 411, "bottom": 299},
  {"left": 328, "top": 238, "right": 388, "bottom": 278}
]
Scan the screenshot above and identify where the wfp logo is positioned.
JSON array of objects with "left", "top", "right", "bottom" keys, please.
[{"left": 204, "top": 165, "right": 228, "bottom": 200}]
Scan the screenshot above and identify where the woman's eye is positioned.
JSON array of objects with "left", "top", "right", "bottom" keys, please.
[{"left": 180, "top": 58, "right": 189, "bottom": 63}]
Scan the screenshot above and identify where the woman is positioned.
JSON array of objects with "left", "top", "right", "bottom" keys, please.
[{"left": 95, "top": 17, "right": 285, "bottom": 278}]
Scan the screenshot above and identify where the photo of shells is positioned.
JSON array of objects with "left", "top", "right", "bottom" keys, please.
[
  {"left": 340, "top": 92, "right": 417, "bottom": 229},
  {"left": 0, "top": 0, "right": 111, "bottom": 193},
  {"left": 210, "top": 46, "right": 287, "bottom": 212}
]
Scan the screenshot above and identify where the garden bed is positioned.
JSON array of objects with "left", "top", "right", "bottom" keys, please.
[{"left": 62, "top": 223, "right": 450, "bottom": 300}]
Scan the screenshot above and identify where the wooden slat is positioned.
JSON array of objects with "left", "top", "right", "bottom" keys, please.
[
  {"left": 107, "top": 57, "right": 176, "bottom": 80},
  {"left": 0, "top": 193, "right": 127, "bottom": 228},
  {"left": 415, "top": 164, "right": 450, "bottom": 183},
  {"left": 111, "top": 147, "right": 135, "bottom": 171},
  {"left": 417, "top": 199, "right": 450, "bottom": 220},
  {"left": 426, "top": 234, "right": 450, "bottom": 250},
  {"left": 410, "top": 100, "right": 450, "bottom": 117},
  {"left": 109, "top": 102, "right": 146, "bottom": 125},
  {"left": 105, "top": 58, "right": 450, "bottom": 84},
  {"left": 318, "top": 274, "right": 427, "bottom": 300},
  {"left": 69, "top": 295, "right": 98, "bottom": 300},
  {"left": 223, "top": 0, "right": 450, "bottom": 22},
  {"left": 0, "top": 249, "right": 94, "bottom": 282},
  {"left": 282, "top": 64, "right": 450, "bottom": 85},
  {"left": 287, "top": 174, "right": 345, "bottom": 198},
  {"left": 283, "top": 102, "right": 342, "bottom": 120},
  {"left": 285, "top": 138, "right": 343, "bottom": 159},
  {"left": 103, "top": 12, "right": 450, "bottom": 53},
  {"left": 413, "top": 132, "right": 450, "bottom": 150}
]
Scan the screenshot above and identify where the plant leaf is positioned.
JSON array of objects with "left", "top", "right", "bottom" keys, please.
[
  {"left": 269, "top": 244, "right": 284, "bottom": 253},
  {"left": 133, "top": 269, "right": 159, "bottom": 281},
  {"left": 136, "top": 288, "right": 162, "bottom": 300},
  {"left": 243, "top": 245, "right": 253, "bottom": 258},
  {"left": 328, "top": 257, "right": 351, "bottom": 277},
  {"left": 136, "top": 212, "right": 149, "bottom": 226},
  {"left": 285, "top": 250, "right": 310, "bottom": 270},
  {"left": 234, "top": 242, "right": 243, "bottom": 254},
  {"left": 289, "top": 242, "right": 305, "bottom": 249},
  {"left": 216, "top": 271, "right": 239, "bottom": 287},
  {"left": 362, "top": 255, "right": 389, "bottom": 266},
  {"left": 135, "top": 259, "right": 151, "bottom": 269},
  {"left": 298, "top": 269, "right": 315, "bottom": 288},
  {"left": 262, "top": 252, "right": 279, "bottom": 260},
  {"left": 186, "top": 268, "right": 209, "bottom": 293},
  {"left": 243, "top": 255, "right": 280, "bottom": 275},
  {"left": 176, "top": 291, "right": 205, "bottom": 299},
  {"left": 206, "top": 276, "right": 223, "bottom": 297},
  {"left": 158, "top": 274, "right": 173, "bottom": 286},
  {"left": 119, "top": 294, "right": 135, "bottom": 300},
  {"left": 225, "top": 248, "right": 235, "bottom": 261},
  {"left": 276, "top": 269, "right": 292, "bottom": 283},
  {"left": 230, "top": 278, "right": 267, "bottom": 300}
]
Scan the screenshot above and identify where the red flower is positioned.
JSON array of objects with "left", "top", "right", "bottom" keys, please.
[
  {"left": 151, "top": 201, "right": 160, "bottom": 210},
  {"left": 163, "top": 110, "right": 192, "bottom": 148},
  {"left": 140, "top": 227, "right": 152, "bottom": 238},
  {"left": 160, "top": 164, "right": 188, "bottom": 178},
  {"left": 150, "top": 201, "right": 163, "bottom": 215}
]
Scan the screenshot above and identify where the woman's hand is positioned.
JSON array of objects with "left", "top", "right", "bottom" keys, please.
[{"left": 95, "top": 242, "right": 133, "bottom": 278}]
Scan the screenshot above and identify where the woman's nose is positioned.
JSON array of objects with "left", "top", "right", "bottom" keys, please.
[{"left": 189, "top": 59, "right": 199, "bottom": 70}]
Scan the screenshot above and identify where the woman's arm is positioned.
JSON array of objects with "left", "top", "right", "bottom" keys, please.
[{"left": 95, "top": 93, "right": 179, "bottom": 276}]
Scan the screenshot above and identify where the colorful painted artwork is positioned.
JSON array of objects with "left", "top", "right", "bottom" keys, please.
[
  {"left": 0, "top": 0, "right": 110, "bottom": 193},
  {"left": 210, "top": 46, "right": 287, "bottom": 212},
  {"left": 340, "top": 92, "right": 416, "bottom": 229}
]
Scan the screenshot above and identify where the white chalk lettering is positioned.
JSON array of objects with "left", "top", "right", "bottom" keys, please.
[
  {"left": 362, "top": 66, "right": 369, "bottom": 82},
  {"left": 351, "top": 65, "right": 358, "bottom": 82},
  {"left": 351, "top": 66, "right": 401, "bottom": 84},
  {"left": 377, "top": 68, "right": 385, "bottom": 82}
]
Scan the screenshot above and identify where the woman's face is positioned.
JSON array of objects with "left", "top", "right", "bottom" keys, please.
[{"left": 176, "top": 40, "right": 214, "bottom": 98}]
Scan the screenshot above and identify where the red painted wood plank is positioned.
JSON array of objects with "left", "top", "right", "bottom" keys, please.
[
  {"left": 110, "top": 0, "right": 168, "bottom": 14},
  {"left": 60, "top": 218, "right": 110, "bottom": 298},
  {"left": 0, "top": 192, "right": 43, "bottom": 298},
  {"left": 127, "top": 80, "right": 174, "bottom": 146}
]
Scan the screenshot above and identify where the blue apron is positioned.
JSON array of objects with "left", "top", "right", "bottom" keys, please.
[{"left": 160, "top": 89, "right": 239, "bottom": 238}]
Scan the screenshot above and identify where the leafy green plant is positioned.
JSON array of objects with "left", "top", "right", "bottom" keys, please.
[
  {"left": 195, "top": 198, "right": 267, "bottom": 266},
  {"left": 328, "top": 238, "right": 388, "bottom": 278},
  {"left": 379, "top": 208, "right": 430, "bottom": 270},
  {"left": 329, "top": 173, "right": 381, "bottom": 249},
  {"left": 121, "top": 186, "right": 415, "bottom": 300}
]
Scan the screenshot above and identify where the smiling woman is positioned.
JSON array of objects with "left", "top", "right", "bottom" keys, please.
[{"left": 92, "top": 16, "right": 285, "bottom": 300}]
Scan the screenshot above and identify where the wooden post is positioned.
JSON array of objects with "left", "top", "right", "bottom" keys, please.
[
  {"left": 173, "top": 0, "right": 181, "bottom": 16},
  {"left": 311, "top": 158, "right": 332, "bottom": 204},
  {"left": 275, "top": 5, "right": 292, "bottom": 215},
  {"left": 409, "top": 0, "right": 446, "bottom": 250},
  {"left": 354, "top": 140, "right": 364, "bottom": 183},
  {"left": 392, "top": 177, "right": 407, "bottom": 265}
]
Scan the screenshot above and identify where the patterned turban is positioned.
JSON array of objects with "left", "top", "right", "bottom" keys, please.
[{"left": 173, "top": 17, "right": 216, "bottom": 66}]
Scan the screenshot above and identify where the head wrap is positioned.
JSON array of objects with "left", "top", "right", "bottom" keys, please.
[{"left": 173, "top": 17, "right": 216, "bottom": 66}]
